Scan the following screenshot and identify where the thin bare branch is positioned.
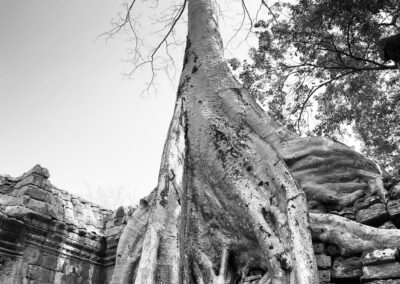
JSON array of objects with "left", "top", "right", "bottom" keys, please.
[
  {"left": 261, "top": 0, "right": 278, "bottom": 25},
  {"left": 225, "top": 1, "right": 247, "bottom": 50},
  {"left": 96, "top": 0, "right": 138, "bottom": 41},
  {"left": 146, "top": 0, "right": 187, "bottom": 63},
  {"left": 296, "top": 71, "right": 356, "bottom": 134},
  {"left": 97, "top": 0, "right": 188, "bottom": 95},
  {"left": 241, "top": 0, "right": 253, "bottom": 41}
]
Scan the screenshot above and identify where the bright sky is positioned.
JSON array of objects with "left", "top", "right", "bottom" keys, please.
[{"left": 0, "top": 0, "right": 259, "bottom": 208}]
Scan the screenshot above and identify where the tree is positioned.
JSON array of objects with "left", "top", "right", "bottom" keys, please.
[
  {"left": 233, "top": 0, "right": 400, "bottom": 173},
  {"left": 107, "top": 0, "right": 400, "bottom": 283}
]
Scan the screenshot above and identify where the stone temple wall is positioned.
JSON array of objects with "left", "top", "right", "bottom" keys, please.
[
  {"left": 1, "top": 165, "right": 400, "bottom": 283},
  {"left": 0, "top": 165, "right": 133, "bottom": 284},
  {"left": 310, "top": 176, "right": 400, "bottom": 284}
]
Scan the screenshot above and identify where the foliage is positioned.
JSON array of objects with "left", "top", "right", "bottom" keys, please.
[{"left": 231, "top": 0, "right": 400, "bottom": 172}]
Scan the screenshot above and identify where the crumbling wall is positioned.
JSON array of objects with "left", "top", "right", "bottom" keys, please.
[
  {"left": 1, "top": 165, "right": 400, "bottom": 283},
  {"left": 312, "top": 179, "right": 400, "bottom": 283},
  {"left": 0, "top": 165, "right": 133, "bottom": 284}
]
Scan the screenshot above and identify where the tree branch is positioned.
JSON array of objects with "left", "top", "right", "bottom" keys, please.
[
  {"left": 261, "top": 0, "right": 278, "bottom": 24},
  {"left": 296, "top": 71, "right": 356, "bottom": 134}
]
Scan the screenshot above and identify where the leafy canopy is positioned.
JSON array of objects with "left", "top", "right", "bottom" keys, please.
[{"left": 231, "top": 0, "right": 400, "bottom": 172}]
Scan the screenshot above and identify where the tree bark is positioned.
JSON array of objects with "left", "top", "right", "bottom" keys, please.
[{"left": 110, "top": 0, "right": 399, "bottom": 283}]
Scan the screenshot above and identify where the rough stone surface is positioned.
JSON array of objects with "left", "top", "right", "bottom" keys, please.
[
  {"left": 389, "top": 183, "right": 400, "bottom": 200},
  {"left": 379, "top": 221, "right": 397, "bottom": 229},
  {"left": 368, "top": 280, "right": 400, "bottom": 284},
  {"left": 331, "top": 256, "right": 362, "bottom": 281},
  {"left": 313, "top": 242, "right": 327, "bottom": 254},
  {"left": 354, "top": 195, "right": 382, "bottom": 211},
  {"left": 318, "top": 269, "right": 331, "bottom": 283},
  {"left": 327, "top": 244, "right": 341, "bottom": 257},
  {"left": 0, "top": 165, "right": 133, "bottom": 284},
  {"left": 2, "top": 166, "right": 400, "bottom": 283},
  {"left": 387, "top": 200, "right": 400, "bottom": 227},
  {"left": 361, "top": 249, "right": 399, "bottom": 266},
  {"left": 362, "top": 262, "right": 400, "bottom": 281},
  {"left": 316, "top": 254, "right": 332, "bottom": 269},
  {"left": 355, "top": 203, "right": 389, "bottom": 227}
]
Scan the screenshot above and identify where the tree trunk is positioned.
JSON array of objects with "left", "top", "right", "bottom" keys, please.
[{"left": 110, "top": 0, "right": 398, "bottom": 283}]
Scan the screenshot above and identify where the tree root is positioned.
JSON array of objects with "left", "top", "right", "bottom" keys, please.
[
  {"left": 110, "top": 192, "right": 154, "bottom": 284},
  {"left": 310, "top": 212, "right": 400, "bottom": 255}
]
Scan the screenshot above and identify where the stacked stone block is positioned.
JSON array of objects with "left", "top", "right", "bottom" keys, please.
[
  {"left": 0, "top": 165, "right": 131, "bottom": 284},
  {"left": 313, "top": 244, "right": 400, "bottom": 283},
  {"left": 313, "top": 242, "right": 332, "bottom": 283},
  {"left": 311, "top": 178, "right": 400, "bottom": 284}
]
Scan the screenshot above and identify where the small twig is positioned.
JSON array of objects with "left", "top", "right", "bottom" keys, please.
[
  {"left": 296, "top": 71, "right": 356, "bottom": 134},
  {"left": 261, "top": 0, "right": 278, "bottom": 24}
]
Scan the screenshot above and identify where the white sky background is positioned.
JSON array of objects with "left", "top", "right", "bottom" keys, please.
[{"left": 0, "top": 0, "right": 261, "bottom": 208}]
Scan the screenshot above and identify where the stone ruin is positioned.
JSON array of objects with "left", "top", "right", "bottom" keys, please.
[
  {"left": 1, "top": 165, "right": 400, "bottom": 283},
  {"left": 0, "top": 165, "right": 131, "bottom": 284}
]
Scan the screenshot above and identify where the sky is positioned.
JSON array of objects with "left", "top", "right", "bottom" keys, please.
[{"left": 0, "top": 0, "right": 259, "bottom": 208}]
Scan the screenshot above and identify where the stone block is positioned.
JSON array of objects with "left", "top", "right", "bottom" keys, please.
[
  {"left": 64, "top": 207, "right": 74, "bottom": 220},
  {"left": 40, "top": 253, "right": 58, "bottom": 270},
  {"left": 19, "top": 261, "right": 29, "bottom": 277},
  {"left": 379, "top": 221, "right": 397, "bottom": 229},
  {"left": 313, "top": 242, "right": 326, "bottom": 254},
  {"left": 71, "top": 197, "right": 80, "bottom": 206},
  {"left": 105, "top": 225, "right": 121, "bottom": 237},
  {"left": 355, "top": 203, "right": 389, "bottom": 227},
  {"left": 362, "top": 262, "right": 400, "bottom": 281},
  {"left": 336, "top": 207, "right": 355, "bottom": 220},
  {"left": 74, "top": 204, "right": 83, "bottom": 214},
  {"left": 0, "top": 184, "right": 13, "bottom": 194},
  {"left": 51, "top": 194, "right": 62, "bottom": 205},
  {"left": 23, "top": 247, "right": 41, "bottom": 265},
  {"left": 53, "top": 272, "right": 63, "bottom": 283},
  {"left": 29, "top": 214, "right": 51, "bottom": 230},
  {"left": 27, "top": 265, "right": 51, "bottom": 282},
  {"left": 57, "top": 205, "right": 64, "bottom": 215},
  {"left": 92, "top": 219, "right": 103, "bottom": 229},
  {"left": 15, "top": 174, "right": 47, "bottom": 190},
  {"left": 55, "top": 256, "right": 66, "bottom": 272},
  {"left": 22, "top": 165, "right": 50, "bottom": 179},
  {"left": 318, "top": 270, "right": 331, "bottom": 283},
  {"left": 361, "top": 248, "right": 398, "bottom": 266},
  {"left": 368, "top": 280, "right": 400, "bottom": 284},
  {"left": 5, "top": 196, "right": 25, "bottom": 207},
  {"left": 387, "top": 200, "right": 400, "bottom": 228},
  {"left": 327, "top": 244, "right": 341, "bottom": 257},
  {"left": 22, "top": 186, "right": 46, "bottom": 201},
  {"left": 331, "top": 256, "right": 362, "bottom": 281},
  {"left": 47, "top": 204, "right": 61, "bottom": 220},
  {"left": 354, "top": 195, "right": 381, "bottom": 211},
  {"left": 4, "top": 205, "right": 32, "bottom": 220},
  {"left": 316, "top": 254, "right": 331, "bottom": 269},
  {"left": 76, "top": 215, "right": 85, "bottom": 227},
  {"left": 105, "top": 219, "right": 114, "bottom": 229},
  {"left": 84, "top": 212, "right": 91, "bottom": 225},
  {"left": 26, "top": 199, "right": 48, "bottom": 214}
]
